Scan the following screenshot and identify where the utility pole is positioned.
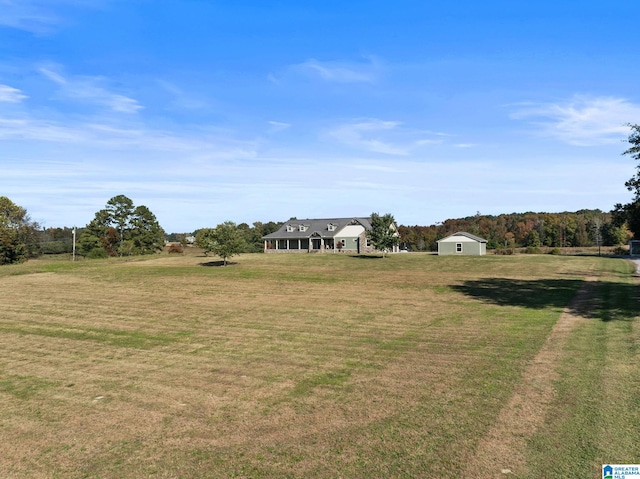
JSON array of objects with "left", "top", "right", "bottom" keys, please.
[
  {"left": 593, "top": 217, "right": 602, "bottom": 257},
  {"left": 72, "top": 226, "right": 76, "bottom": 261}
]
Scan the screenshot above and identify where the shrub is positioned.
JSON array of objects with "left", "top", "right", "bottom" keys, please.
[
  {"left": 41, "top": 240, "right": 73, "bottom": 255},
  {"left": 494, "top": 248, "right": 514, "bottom": 255},
  {"left": 87, "top": 247, "right": 108, "bottom": 259},
  {"left": 548, "top": 248, "right": 562, "bottom": 255},
  {"left": 168, "top": 244, "right": 184, "bottom": 254},
  {"left": 612, "top": 246, "right": 629, "bottom": 256},
  {"left": 524, "top": 246, "right": 542, "bottom": 254}
]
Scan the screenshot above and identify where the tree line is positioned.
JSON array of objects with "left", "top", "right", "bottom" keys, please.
[
  {"left": 29, "top": 209, "right": 630, "bottom": 259},
  {"left": 0, "top": 202, "right": 632, "bottom": 265},
  {"left": 398, "top": 210, "right": 628, "bottom": 252}
]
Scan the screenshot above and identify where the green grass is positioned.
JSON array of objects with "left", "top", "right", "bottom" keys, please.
[
  {"left": 0, "top": 251, "right": 637, "bottom": 478},
  {"left": 0, "top": 323, "right": 191, "bottom": 349},
  {"left": 525, "top": 273, "right": 640, "bottom": 479},
  {"left": 0, "top": 374, "right": 58, "bottom": 400},
  {"left": 290, "top": 368, "right": 353, "bottom": 398}
]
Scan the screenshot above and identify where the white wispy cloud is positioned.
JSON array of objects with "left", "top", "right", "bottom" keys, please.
[
  {"left": 298, "top": 59, "right": 376, "bottom": 83},
  {"left": 273, "top": 57, "right": 381, "bottom": 84},
  {"left": 327, "top": 119, "right": 444, "bottom": 155},
  {"left": 0, "top": 0, "right": 108, "bottom": 34},
  {"left": 39, "top": 67, "right": 66, "bottom": 84},
  {"left": 0, "top": 84, "right": 27, "bottom": 102},
  {"left": 454, "top": 143, "right": 477, "bottom": 148},
  {"left": 267, "top": 120, "right": 291, "bottom": 133},
  {"left": 329, "top": 119, "right": 407, "bottom": 155},
  {"left": 0, "top": 0, "right": 59, "bottom": 33},
  {"left": 349, "top": 163, "right": 408, "bottom": 173},
  {"left": 510, "top": 95, "right": 640, "bottom": 146},
  {"left": 156, "top": 79, "right": 209, "bottom": 110},
  {"left": 0, "top": 113, "right": 259, "bottom": 159},
  {"left": 0, "top": 118, "right": 89, "bottom": 142},
  {"left": 39, "top": 64, "right": 143, "bottom": 113}
]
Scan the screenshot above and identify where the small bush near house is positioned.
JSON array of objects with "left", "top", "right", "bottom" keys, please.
[{"left": 494, "top": 248, "right": 514, "bottom": 255}]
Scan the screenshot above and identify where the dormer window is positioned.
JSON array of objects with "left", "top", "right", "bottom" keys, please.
[
  {"left": 286, "top": 224, "right": 295, "bottom": 232},
  {"left": 327, "top": 223, "right": 336, "bottom": 232},
  {"left": 298, "top": 224, "right": 307, "bottom": 232}
]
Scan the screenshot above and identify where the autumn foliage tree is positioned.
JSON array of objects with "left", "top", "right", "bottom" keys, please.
[
  {"left": 0, "top": 196, "right": 40, "bottom": 265},
  {"left": 398, "top": 210, "right": 626, "bottom": 251}
]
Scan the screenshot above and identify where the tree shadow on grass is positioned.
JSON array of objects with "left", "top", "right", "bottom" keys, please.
[
  {"left": 199, "top": 260, "right": 238, "bottom": 267},
  {"left": 349, "top": 255, "right": 385, "bottom": 260},
  {"left": 451, "top": 278, "right": 639, "bottom": 321}
]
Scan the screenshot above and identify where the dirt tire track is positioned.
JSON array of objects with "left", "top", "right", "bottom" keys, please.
[{"left": 463, "top": 277, "right": 597, "bottom": 478}]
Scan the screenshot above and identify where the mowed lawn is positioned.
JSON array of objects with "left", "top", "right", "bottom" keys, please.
[{"left": 0, "top": 252, "right": 638, "bottom": 478}]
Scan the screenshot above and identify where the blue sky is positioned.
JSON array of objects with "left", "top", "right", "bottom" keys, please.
[{"left": 1, "top": 0, "right": 639, "bottom": 232}]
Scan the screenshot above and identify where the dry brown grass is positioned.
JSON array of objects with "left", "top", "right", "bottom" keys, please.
[{"left": 0, "top": 252, "right": 636, "bottom": 478}]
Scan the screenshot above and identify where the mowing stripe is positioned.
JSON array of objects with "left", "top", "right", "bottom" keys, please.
[{"left": 463, "top": 277, "right": 597, "bottom": 478}]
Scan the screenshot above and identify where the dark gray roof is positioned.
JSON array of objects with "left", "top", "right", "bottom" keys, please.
[
  {"left": 437, "top": 231, "right": 488, "bottom": 243},
  {"left": 263, "top": 217, "right": 372, "bottom": 239}
]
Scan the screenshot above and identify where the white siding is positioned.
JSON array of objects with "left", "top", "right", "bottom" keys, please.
[
  {"left": 439, "top": 235, "right": 478, "bottom": 243},
  {"left": 338, "top": 225, "right": 365, "bottom": 237}
]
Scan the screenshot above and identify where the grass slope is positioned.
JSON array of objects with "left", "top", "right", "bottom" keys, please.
[{"left": 0, "top": 252, "right": 637, "bottom": 478}]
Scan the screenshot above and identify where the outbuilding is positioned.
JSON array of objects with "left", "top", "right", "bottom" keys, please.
[{"left": 437, "top": 231, "right": 487, "bottom": 256}]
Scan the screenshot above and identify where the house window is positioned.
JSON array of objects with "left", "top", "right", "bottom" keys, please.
[
  {"left": 366, "top": 238, "right": 371, "bottom": 247},
  {"left": 327, "top": 224, "right": 336, "bottom": 231},
  {"left": 456, "top": 243, "right": 463, "bottom": 253},
  {"left": 286, "top": 224, "right": 294, "bottom": 232},
  {"left": 298, "top": 224, "right": 307, "bottom": 232}
]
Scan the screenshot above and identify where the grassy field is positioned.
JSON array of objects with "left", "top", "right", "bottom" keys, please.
[{"left": 0, "top": 251, "right": 638, "bottom": 478}]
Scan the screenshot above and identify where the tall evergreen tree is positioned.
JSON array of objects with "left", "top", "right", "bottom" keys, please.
[
  {"left": 130, "top": 205, "right": 165, "bottom": 254},
  {"left": 613, "top": 124, "right": 640, "bottom": 239},
  {"left": 80, "top": 196, "right": 164, "bottom": 257},
  {"left": 105, "top": 195, "right": 135, "bottom": 252}
]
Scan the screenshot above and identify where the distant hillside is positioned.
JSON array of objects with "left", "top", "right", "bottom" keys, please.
[{"left": 398, "top": 210, "right": 630, "bottom": 251}]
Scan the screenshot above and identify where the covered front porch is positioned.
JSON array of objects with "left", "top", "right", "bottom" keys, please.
[{"left": 264, "top": 234, "right": 337, "bottom": 253}]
